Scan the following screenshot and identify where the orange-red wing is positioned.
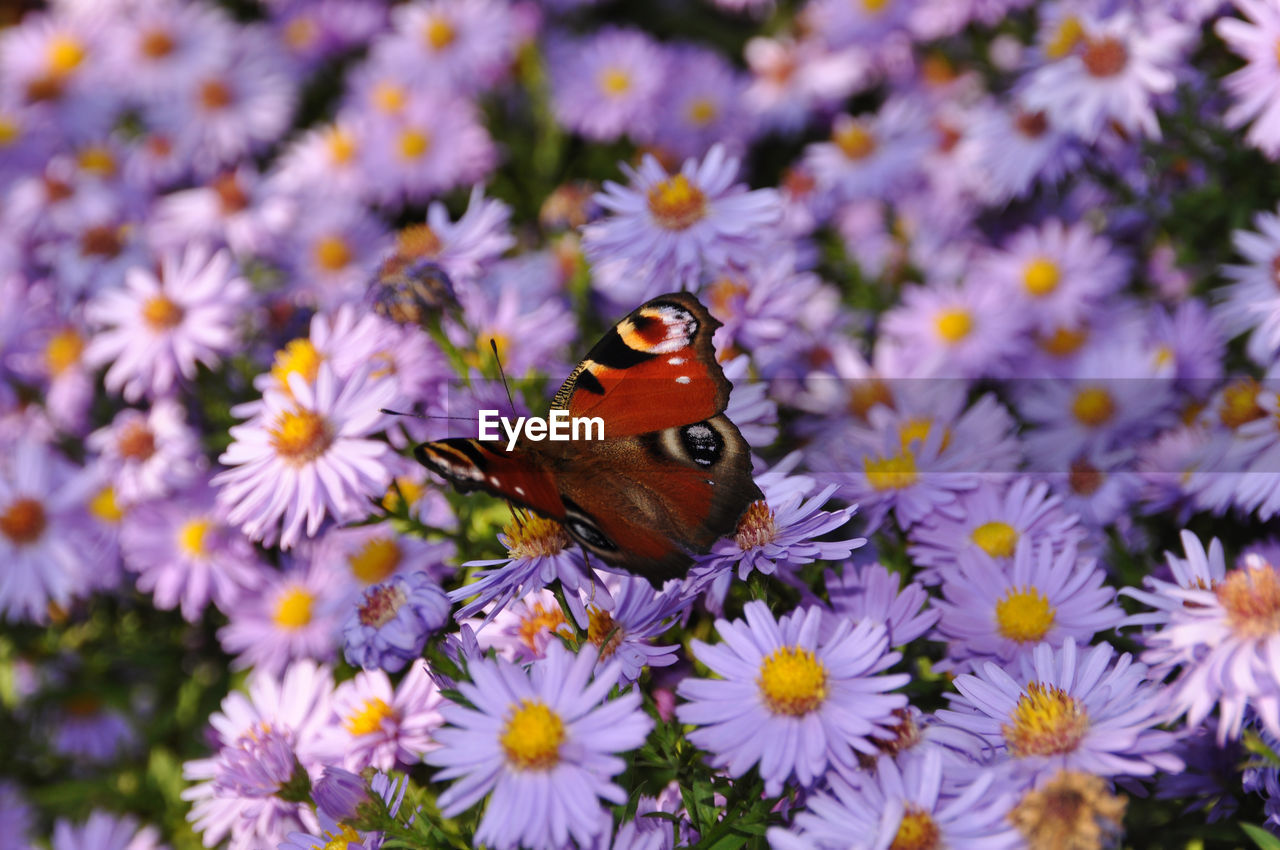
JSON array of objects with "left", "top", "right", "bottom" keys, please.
[
  {"left": 550, "top": 292, "right": 732, "bottom": 437},
  {"left": 413, "top": 439, "right": 565, "bottom": 519}
]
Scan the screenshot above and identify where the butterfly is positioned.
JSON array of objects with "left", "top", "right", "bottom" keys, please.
[{"left": 414, "top": 292, "right": 763, "bottom": 586}]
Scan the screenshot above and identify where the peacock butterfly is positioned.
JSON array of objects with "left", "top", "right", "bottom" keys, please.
[{"left": 414, "top": 292, "right": 763, "bottom": 585}]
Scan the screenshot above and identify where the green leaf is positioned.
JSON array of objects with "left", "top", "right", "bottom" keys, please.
[{"left": 1242, "top": 823, "right": 1280, "bottom": 850}]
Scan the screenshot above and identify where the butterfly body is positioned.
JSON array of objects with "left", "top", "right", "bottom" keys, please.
[{"left": 416, "top": 293, "right": 762, "bottom": 584}]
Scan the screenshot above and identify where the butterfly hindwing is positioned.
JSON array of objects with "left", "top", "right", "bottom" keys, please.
[{"left": 550, "top": 292, "right": 732, "bottom": 437}]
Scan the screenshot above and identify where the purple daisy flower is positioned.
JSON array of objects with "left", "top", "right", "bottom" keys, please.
[
  {"left": 743, "top": 35, "right": 868, "bottom": 136},
  {"left": 583, "top": 144, "right": 782, "bottom": 294},
  {"left": 963, "top": 103, "right": 1080, "bottom": 203},
  {"left": 83, "top": 244, "right": 251, "bottom": 402},
  {"left": 214, "top": 362, "right": 398, "bottom": 549},
  {"left": 85, "top": 399, "right": 201, "bottom": 507},
  {"left": 547, "top": 28, "right": 666, "bottom": 142},
  {"left": 330, "top": 664, "right": 443, "bottom": 770},
  {"left": 933, "top": 541, "right": 1123, "bottom": 672},
  {"left": 935, "top": 638, "right": 1183, "bottom": 785},
  {"left": 424, "top": 642, "right": 654, "bottom": 850},
  {"left": 650, "top": 44, "right": 754, "bottom": 160},
  {"left": 182, "top": 661, "right": 340, "bottom": 850},
  {"left": 51, "top": 693, "right": 136, "bottom": 762},
  {"left": 149, "top": 165, "right": 295, "bottom": 259},
  {"left": 804, "top": 97, "right": 935, "bottom": 203},
  {"left": 51, "top": 811, "right": 166, "bottom": 850},
  {"left": 825, "top": 561, "right": 939, "bottom": 647},
  {"left": 283, "top": 769, "right": 407, "bottom": 850},
  {"left": 676, "top": 601, "right": 909, "bottom": 796},
  {"left": 281, "top": 201, "right": 389, "bottom": 309},
  {"left": 378, "top": 0, "right": 518, "bottom": 94},
  {"left": 314, "top": 523, "right": 454, "bottom": 604},
  {"left": 1215, "top": 207, "right": 1280, "bottom": 364},
  {"left": 390, "top": 185, "right": 514, "bottom": 291},
  {"left": 768, "top": 749, "right": 1020, "bottom": 850},
  {"left": 580, "top": 574, "right": 687, "bottom": 685},
  {"left": 119, "top": 476, "right": 266, "bottom": 621},
  {"left": 343, "top": 570, "right": 451, "bottom": 672},
  {"left": 1217, "top": 0, "right": 1280, "bottom": 158}
]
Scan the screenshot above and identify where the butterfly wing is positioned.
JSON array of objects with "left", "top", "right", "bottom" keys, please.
[
  {"left": 550, "top": 292, "right": 732, "bottom": 437},
  {"left": 414, "top": 439, "right": 566, "bottom": 520}
]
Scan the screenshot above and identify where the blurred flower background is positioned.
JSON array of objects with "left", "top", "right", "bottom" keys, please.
[{"left": 7, "top": 0, "right": 1280, "bottom": 847}]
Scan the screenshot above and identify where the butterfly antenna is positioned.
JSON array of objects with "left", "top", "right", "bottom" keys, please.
[
  {"left": 490, "top": 337, "right": 517, "bottom": 413},
  {"left": 380, "top": 408, "right": 474, "bottom": 421}
]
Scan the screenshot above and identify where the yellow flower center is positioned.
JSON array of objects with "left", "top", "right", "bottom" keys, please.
[
  {"left": 45, "top": 328, "right": 84, "bottom": 376},
  {"left": 647, "top": 174, "right": 707, "bottom": 231},
  {"left": 77, "top": 145, "right": 116, "bottom": 177},
  {"left": 598, "top": 67, "right": 632, "bottom": 96},
  {"left": 864, "top": 450, "right": 918, "bottom": 490},
  {"left": 348, "top": 537, "right": 402, "bottom": 585},
  {"left": 89, "top": 486, "right": 124, "bottom": 523},
  {"left": 1003, "top": 682, "right": 1089, "bottom": 758},
  {"left": 398, "top": 128, "right": 432, "bottom": 161},
  {"left": 284, "top": 17, "right": 319, "bottom": 50},
  {"left": 505, "top": 515, "right": 569, "bottom": 559},
  {"left": 117, "top": 420, "right": 157, "bottom": 461},
  {"left": 314, "top": 235, "right": 353, "bottom": 271},
  {"left": 140, "top": 28, "right": 176, "bottom": 59},
  {"left": 322, "top": 825, "right": 362, "bottom": 850},
  {"left": 862, "top": 0, "right": 890, "bottom": 12},
  {"left": 271, "top": 339, "right": 323, "bottom": 388},
  {"left": 501, "top": 700, "right": 565, "bottom": 770},
  {"left": 397, "top": 224, "right": 443, "bottom": 259},
  {"left": 1045, "top": 15, "right": 1084, "bottom": 60},
  {"left": 273, "top": 587, "right": 315, "bottom": 629},
  {"left": 1217, "top": 562, "right": 1280, "bottom": 639},
  {"left": 1038, "top": 325, "right": 1088, "bottom": 357},
  {"left": 3, "top": 498, "right": 47, "bottom": 546},
  {"left": 971, "top": 520, "right": 1018, "bottom": 558},
  {"left": 588, "top": 608, "right": 624, "bottom": 658},
  {"left": 898, "top": 418, "right": 949, "bottom": 454},
  {"left": 890, "top": 807, "right": 940, "bottom": 850},
  {"left": 834, "top": 120, "right": 877, "bottom": 160},
  {"left": 758, "top": 646, "right": 828, "bottom": 716},
  {"left": 518, "top": 601, "right": 572, "bottom": 652},
  {"left": 1082, "top": 36, "right": 1127, "bottom": 78},
  {"left": 735, "top": 500, "right": 779, "bottom": 550},
  {"left": 687, "top": 97, "right": 717, "bottom": 126},
  {"left": 142, "top": 295, "right": 184, "bottom": 330},
  {"left": 269, "top": 409, "right": 332, "bottom": 465},
  {"left": 325, "top": 126, "right": 356, "bottom": 164},
  {"left": 934, "top": 308, "right": 973, "bottom": 344},
  {"left": 1219, "top": 377, "right": 1265, "bottom": 429},
  {"left": 373, "top": 81, "right": 406, "bottom": 114},
  {"left": 0, "top": 115, "right": 19, "bottom": 146},
  {"left": 1071, "top": 386, "right": 1115, "bottom": 427},
  {"left": 178, "top": 518, "right": 210, "bottom": 558},
  {"left": 1023, "top": 257, "right": 1060, "bottom": 297},
  {"left": 345, "top": 697, "right": 394, "bottom": 736},
  {"left": 46, "top": 35, "right": 86, "bottom": 76},
  {"left": 1010, "top": 771, "right": 1127, "bottom": 850},
  {"left": 423, "top": 16, "right": 456, "bottom": 49},
  {"left": 382, "top": 476, "right": 424, "bottom": 512},
  {"left": 995, "top": 587, "right": 1056, "bottom": 643}
]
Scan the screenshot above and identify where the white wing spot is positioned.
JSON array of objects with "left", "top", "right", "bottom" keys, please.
[
  {"left": 668, "top": 357, "right": 685, "bottom": 365},
  {"left": 489, "top": 475, "right": 499, "bottom": 485},
  {"left": 676, "top": 376, "right": 691, "bottom": 384},
  {"left": 514, "top": 486, "right": 526, "bottom": 496}
]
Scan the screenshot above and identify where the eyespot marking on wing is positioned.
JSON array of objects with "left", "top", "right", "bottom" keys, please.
[{"left": 680, "top": 422, "right": 723, "bottom": 467}]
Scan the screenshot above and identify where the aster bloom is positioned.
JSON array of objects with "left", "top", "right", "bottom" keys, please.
[
  {"left": 579, "top": 575, "right": 687, "bottom": 685},
  {"left": 1018, "top": 8, "right": 1186, "bottom": 142},
  {"left": 935, "top": 639, "right": 1182, "bottom": 784},
  {"left": 804, "top": 98, "right": 935, "bottom": 203},
  {"left": 548, "top": 28, "right": 665, "bottom": 142},
  {"left": 424, "top": 643, "right": 653, "bottom": 850},
  {"left": 768, "top": 749, "right": 1020, "bottom": 850},
  {"left": 933, "top": 541, "right": 1123, "bottom": 671},
  {"left": 330, "top": 664, "right": 444, "bottom": 770},
  {"left": 963, "top": 102, "right": 1080, "bottom": 202},
  {"left": 84, "top": 244, "right": 251, "bottom": 402},
  {"left": 651, "top": 45, "right": 753, "bottom": 159},
  {"left": 1217, "top": 0, "right": 1280, "bottom": 158},
  {"left": 583, "top": 144, "right": 782, "bottom": 293},
  {"left": 1215, "top": 208, "right": 1280, "bottom": 364},
  {"left": 384, "top": 185, "right": 514, "bottom": 291},
  {"left": 50, "top": 811, "right": 166, "bottom": 850},
  {"left": 51, "top": 694, "right": 136, "bottom": 761},
  {"left": 282, "top": 770, "right": 407, "bottom": 850},
  {"left": 281, "top": 201, "right": 389, "bottom": 309},
  {"left": 1008, "top": 770, "right": 1127, "bottom": 850},
  {"left": 343, "top": 570, "right": 451, "bottom": 672},
  {"left": 119, "top": 477, "right": 266, "bottom": 621},
  {"left": 217, "top": 558, "right": 347, "bottom": 674},
  {"left": 0, "top": 437, "right": 98, "bottom": 622},
  {"left": 677, "top": 602, "right": 909, "bottom": 796},
  {"left": 214, "top": 363, "right": 398, "bottom": 548},
  {"left": 86, "top": 399, "right": 201, "bottom": 506},
  {"left": 99, "top": 0, "right": 233, "bottom": 97},
  {"left": 149, "top": 166, "right": 295, "bottom": 258},
  {"left": 824, "top": 562, "right": 939, "bottom": 647},
  {"left": 378, "top": 0, "right": 518, "bottom": 94},
  {"left": 314, "top": 523, "right": 454, "bottom": 603},
  {"left": 182, "top": 661, "right": 340, "bottom": 850}
]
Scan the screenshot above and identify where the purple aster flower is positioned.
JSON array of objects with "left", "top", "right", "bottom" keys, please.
[
  {"left": 330, "top": 664, "right": 443, "bottom": 769},
  {"left": 583, "top": 144, "right": 782, "bottom": 295},
  {"left": 469, "top": 588, "right": 581, "bottom": 664},
  {"left": 768, "top": 749, "right": 1020, "bottom": 850},
  {"left": 387, "top": 185, "right": 514, "bottom": 292},
  {"left": 0, "top": 436, "right": 98, "bottom": 623},
  {"left": 86, "top": 399, "right": 201, "bottom": 507},
  {"left": 1215, "top": 207, "right": 1280, "bottom": 364},
  {"left": 1145, "top": 300, "right": 1226, "bottom": 391},
  {"left": 214, "top": 363, "right": 398, "bottom": 549},
  {"left": 149, "top": 166, "right": 295, "bottom": 259},
  {"left": 804, "top": 97, "right": 935, "bottom": 203},
  {"left": 933, "top": 541, "right": 1123, "bottom": 672},
  {"left": 281, "top": 201, "right": 389, "bottom": 309},
  {"left": 98, "top": 0, "right": 232, "bottom": 97},
  {"left": 1018, "top": 8, "right": 1187, "bottom": 142},
  {"left": 447, "top": 282, "right": 576, "bottom": 379},
  {"left": 182, "top": 661, "right": 340, "bottom": 850},
  {"left": 548, "top": 28, "right": 666, "bottom": 142},
  {"left": 0, "top": 783, "right": 32, "bottom": 850},
  {"left": 650, "top": 44, "right": 754, "bottom": 160},
  {"left": 975, "top": 219, "right": 1129, "bottom": 335},
  {"left": 908, "top": 477, "right": 1085, "bottom": 586},
  {"left": 217, "top": 557, "right": 348, "bottom": 674},
  {"left": 312, "top": 765, "right": 368, "bottom": 822},
  {"left": 84, "top": 244, "right": 251, "bottom": 402},
  {"left": 270, "top": 0, "right": 388, "bottom": 73},
  {"left": 803, "top": 0, "right": 917, "bottom": 48},
  {"left": 580, "top": 575, "right": 687, "bottom": 685},
  {"left": 1134, "top": 424, "right": 1211, "bottom": 519},
  {"left": 343, "top": 570, "right": 451, "bottom": 672},
  {"left": 51, "top": 693, "right": 136, "bottom": 762},
  {"left": 825, "top": 561, "right": 939, "bottom": 647},
  {"left": 377, "top": 0, "right": 518, "bottom": 94},
  {"left": 282, "top": 770, "right": 406, "bottom": 850},
  {"left": 270, "top": 120, "right": 367, "bottom": 202},
  {"left": 119, "top": 476, "right": 267, "bottom": 621},
  {"left": 314, "top": 523, "right": 454, "bottom": 604},
  {"left": 1217, "top": 0, "right": 1280, "bottom": 158},
  {"left": 743, "top": 35, "right": 868, "bottom": 135},
  {"left": 963, "top": 103, "right": 1080, "bottom": 203},
  {"left": 935, "top": 638, "right": 1183, "bottom": 785},
  {"left": 424, "top": 642, "right": 654, "bottom": 850},
  {"left": 677, "top": 601, "right": 909, "bottom": 796},
  {"left": 0, "top": 11, "right": 116, "bottom": 140},
  {"left": 51, "top": 811, "right": 166, "bottom": 850},
  {"left": 690, "top": 466, "right": 863, "bottom": 607}
]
